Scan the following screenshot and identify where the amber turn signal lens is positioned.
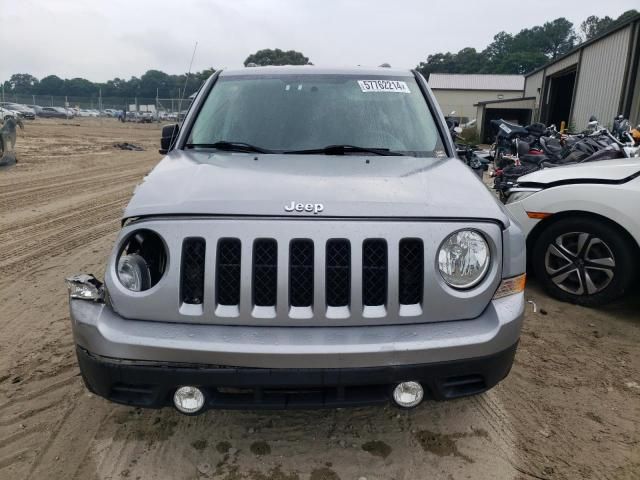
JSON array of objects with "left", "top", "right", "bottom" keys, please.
[
  {"left": 493, "top": 274, "right": 526, "bottom": 299},
  {"left": 526, "top": 211, "right": 552, "bottom": 219}
]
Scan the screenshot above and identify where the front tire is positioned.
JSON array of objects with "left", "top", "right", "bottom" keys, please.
[{"left": 532, "top": 217, "right": 636, "bottom": 307}]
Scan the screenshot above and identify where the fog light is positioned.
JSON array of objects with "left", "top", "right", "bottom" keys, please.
[
  {"left": 393, "top": 381, "right": 424, "bottom": 408},
  {"left": 173, "top": 386, "right": 205, "bottom": 414}
]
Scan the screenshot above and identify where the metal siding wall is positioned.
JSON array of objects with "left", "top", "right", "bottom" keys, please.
[
  {"left": 524, "top": 70, "right": 544, "bottom": 102},
  {"left": 546, "top": 52, "right": 580, "bottom": 76},
  {"left": 572, "top": 27, "right": 631, "bottom": 128},
  {"left": 431, "top": 89, "right": 522, "bottom": 120}
]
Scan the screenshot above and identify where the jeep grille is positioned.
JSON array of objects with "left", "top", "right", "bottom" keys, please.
[{"left": 179, "top": 237, "right": 426, "bottom": 315}]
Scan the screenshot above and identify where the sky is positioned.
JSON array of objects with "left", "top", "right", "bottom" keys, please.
[{"left": 3, "top": 0, "right": 639, "bottom": 82}]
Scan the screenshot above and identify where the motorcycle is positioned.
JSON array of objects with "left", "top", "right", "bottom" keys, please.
[
  {"left": 491, "top": 116, "right": 634, "bottom": 201},
  {"left": 446, "top": 112, "right": 488, "bottom": 179},
  {"left": 612, "top": 115, "right": 635, "bottom": 145}
]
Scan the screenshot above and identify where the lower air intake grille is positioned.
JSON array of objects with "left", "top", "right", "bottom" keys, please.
[
  {"left": 363, "top": 239, "right": 387, "bottom": 306},
  {"left": 289, "top": 240, "right": 314, "bottom": 307},
  {"left": 326, "top": 240, "right": 350, "bottom": 307},
  {"left": 181, "top": 238, "right": 206, "bottom": 304},
  {"left": 216, "top": 239, "right": 241, "bottom": 305},
  {"left": 399, "top": 239, "right": 424, "bottom": 305},
  {"left": 253, "top": 239, "right": 278, "bottom": 306}
]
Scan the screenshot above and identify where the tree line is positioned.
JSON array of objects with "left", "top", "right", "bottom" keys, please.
[
  {"left": 3, "top": 69, "right": 216, "bottom": 99},
  {"left": 3, "top": 10, "right": 637, "bottom": 99},
  {"left": 416, "top": 10, "right": 637, "bottom": 77}
]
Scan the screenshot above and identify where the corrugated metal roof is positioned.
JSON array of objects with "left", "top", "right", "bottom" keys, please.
[{"left": 428, "top": 74, "right": 525, "bottom": 91}]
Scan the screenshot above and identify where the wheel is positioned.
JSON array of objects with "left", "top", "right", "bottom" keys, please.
[{"left": 532, "top": 217, "right": 636, "bottom": 306}]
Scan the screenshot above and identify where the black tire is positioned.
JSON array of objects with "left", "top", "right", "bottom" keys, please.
[{"left": 532, "top": 216, "right": 636, "bottom": 307}]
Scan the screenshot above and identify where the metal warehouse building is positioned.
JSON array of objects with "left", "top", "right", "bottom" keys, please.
[
  {"left": 429, "top": 74, "right": 524, "bottom": 124},
  {"left": 525, "top": 13, "right": 640, "bottom": 131}
]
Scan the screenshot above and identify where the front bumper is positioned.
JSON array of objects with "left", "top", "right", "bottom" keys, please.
[
  {"left": 70, "top": 293, "right": 523, "bottom": 409},
  {"left": 77, "top": 342, "right": 518, "bottom": 409},
  {"left": 70, "top": 293, "right": 524, "bottom": 369}
]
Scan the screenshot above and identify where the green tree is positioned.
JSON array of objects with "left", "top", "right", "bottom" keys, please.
[
  {"left": 8, "top": 73, "right": 39, "bottom": 93},
  {"left": 37, "top": 75, "right": 65, "bottom": 95},
  {"left": 483, "top": 32, "right": 514, "bottom": 61},
  {"left": 580, "top": 15, "right": 613, "bottom": 40},
  {"left": 244, "top": 49, "right": 310, "bottom": 66},
  {"left": 139, "top": 69, "right": 172, "bottom": 97},
  {"left": 64, "top": 77, "right": 95, "bottom": 96},
  {"left": 539, "top": 18, "right": 577, "bottom": 59},
  {"left": 580, "top": 10, "right": 638, "bottom": 41},
  {"left": 613, "top": 9, "right": 639, "bottom": 25},
  {"left": 418, "top": 16, "right": 580, "bottom": 76}
]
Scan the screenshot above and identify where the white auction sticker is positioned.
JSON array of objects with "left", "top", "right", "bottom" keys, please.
[{"left": 358, "top": 80, "right": 411, "bottom": 93}]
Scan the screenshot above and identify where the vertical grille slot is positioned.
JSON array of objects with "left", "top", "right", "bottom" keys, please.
[
  {"left": 181, "top": 238, "right": 206, "bottom": 305},
  {"left": 289, "top": 240, "right": 314, "bottom": 307},
  {"left": 326, "top": 240, "right": 351, "bottom": 307},
  {"left": 399, "top": 239, "right": 424, "bottom": 305},
  {"left": 253, "top": 239, "right": 278, "bottom": 307},
  {"left": 362, "top": 239, "right": 387, "bottom": 306},
  {"left": 216, "top": 239, "right": 241, "bottom": 306}
]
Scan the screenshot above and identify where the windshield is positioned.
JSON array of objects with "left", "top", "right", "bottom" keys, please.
[{"left": 187, "top": 74, "right": 445, "bottom": 157}]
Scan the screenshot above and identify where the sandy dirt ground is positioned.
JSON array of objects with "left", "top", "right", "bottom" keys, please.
[{"left": 0, "top": 118, "right": 638, "bottom": 480}]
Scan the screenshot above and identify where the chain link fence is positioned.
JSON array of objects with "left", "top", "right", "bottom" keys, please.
[{"left": 1, "top": 93, "right": 192, "bottom": 113}]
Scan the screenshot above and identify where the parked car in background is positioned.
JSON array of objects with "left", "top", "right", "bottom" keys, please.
[
  {"left": 0, "top": 103, "right": 36, "bottom": 120},
  {"left": 505, "top": 158, "right": 640, "bottom": 307},
  {"left": 78, "top": 109, "right": 99, "bottom": 117},
  {"left": 37, "top": 107, "right": 70, "bottom": 119},
  {"left": 28, "top": 105, "right": 44, "bottom": 117},
  {"left": 160, "top": 111, "right": 178, "bottom": 121},
  {"left": 0, "top": 106, "right": 19, "bottom": 120},
  {"left": 125, "top": 111, "right": 153, "bottom": 123},
  {"left": 140, "top": 112, "right": 154, "bottom": 123}
]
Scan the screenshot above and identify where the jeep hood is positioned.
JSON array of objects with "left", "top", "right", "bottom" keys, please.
[
  {"left": 124, "top": 150, "right": 509, "bottom": 224},
  {"left": 518, "top": 158, "right": 640, "bottom": 185}
]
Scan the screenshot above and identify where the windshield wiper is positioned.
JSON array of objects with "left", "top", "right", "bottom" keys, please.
[
  {"left": 283, "top": 145, "right": 404, "bottom": 156},
  {"left": 184, "top": 141, "right": 275, "bottom": 154}
]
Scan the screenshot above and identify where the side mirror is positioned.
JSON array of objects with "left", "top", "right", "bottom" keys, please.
[{"left": 160, "top": 124, "right": 179, "bottom": 154}]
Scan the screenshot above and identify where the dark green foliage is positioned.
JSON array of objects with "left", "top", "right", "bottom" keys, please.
[
  {"left": 580, "top": 9, "right": 638, "bottom": 40},
  {"left": 417, "top": 16, "right": 578, "bottom": 77},
  {"left": 244, "top": 48, "right": 310, "bottom": 66},
  {"left": 417, "top": 11, "right": 637, "bottom": 77}
]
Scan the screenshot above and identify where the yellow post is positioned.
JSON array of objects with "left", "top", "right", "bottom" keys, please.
[{"left": 560, "top": 121, "right": 566, "bottom": 133}]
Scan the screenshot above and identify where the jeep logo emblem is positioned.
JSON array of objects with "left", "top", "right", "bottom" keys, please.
[{"left": 284, "top": 201, "right": 324, "bottom": 214}]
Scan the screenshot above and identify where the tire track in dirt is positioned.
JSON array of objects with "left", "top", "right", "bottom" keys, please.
[
  {"left": 0, "top": 376, "right": 77, "bottom": 414},
  {"left": 0, "top": 120, "right": 161, "bottom": 479},
  {"left": 0, "top": 211, "right": 121, "bottom": 277},
  {"left": 472, "top": 392, "right": 543, "bottom": 478},
  {"left": 0, "top": 376, "right": 80, "bottom": 477},
  {"left": 0, "top": 158, "right": 148, "bottom": 194},
  {"left": 0, "top": 191, "right": 131, "bottom": 258},
  {"left": 0, "top": 185, "right": 134, "bottom": 239},
  {"left": 0, "top": 170, "right": 146, "bottom": 211}
]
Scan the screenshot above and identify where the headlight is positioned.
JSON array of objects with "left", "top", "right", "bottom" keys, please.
[
  {"left": 117, "top": 253, "right": 151, "bottom": 291},
  {"left": 115, "top": 229, "right": 167, "bottom": 292},
  {"left": 438, "top": 230, "right": 490, "bottom": 289},
  {"left": 505, "top": 188, "right": 541, "bottom": 204}
]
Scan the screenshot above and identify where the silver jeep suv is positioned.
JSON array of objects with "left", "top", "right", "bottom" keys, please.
[{"left": 66, "top": 67, "right": 525, "bottom": 413}]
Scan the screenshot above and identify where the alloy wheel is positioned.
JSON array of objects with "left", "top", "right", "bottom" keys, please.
[{"left": 545, "top": 232, "right": 615, "bottom": 296}]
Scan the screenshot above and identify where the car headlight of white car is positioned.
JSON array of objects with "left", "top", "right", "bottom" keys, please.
[
  {"left": 505, "top": 188, "right": 543, "bottom": 204},
  {"left": 438, "top": 230, "right": 490, "bottom": 289}
]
